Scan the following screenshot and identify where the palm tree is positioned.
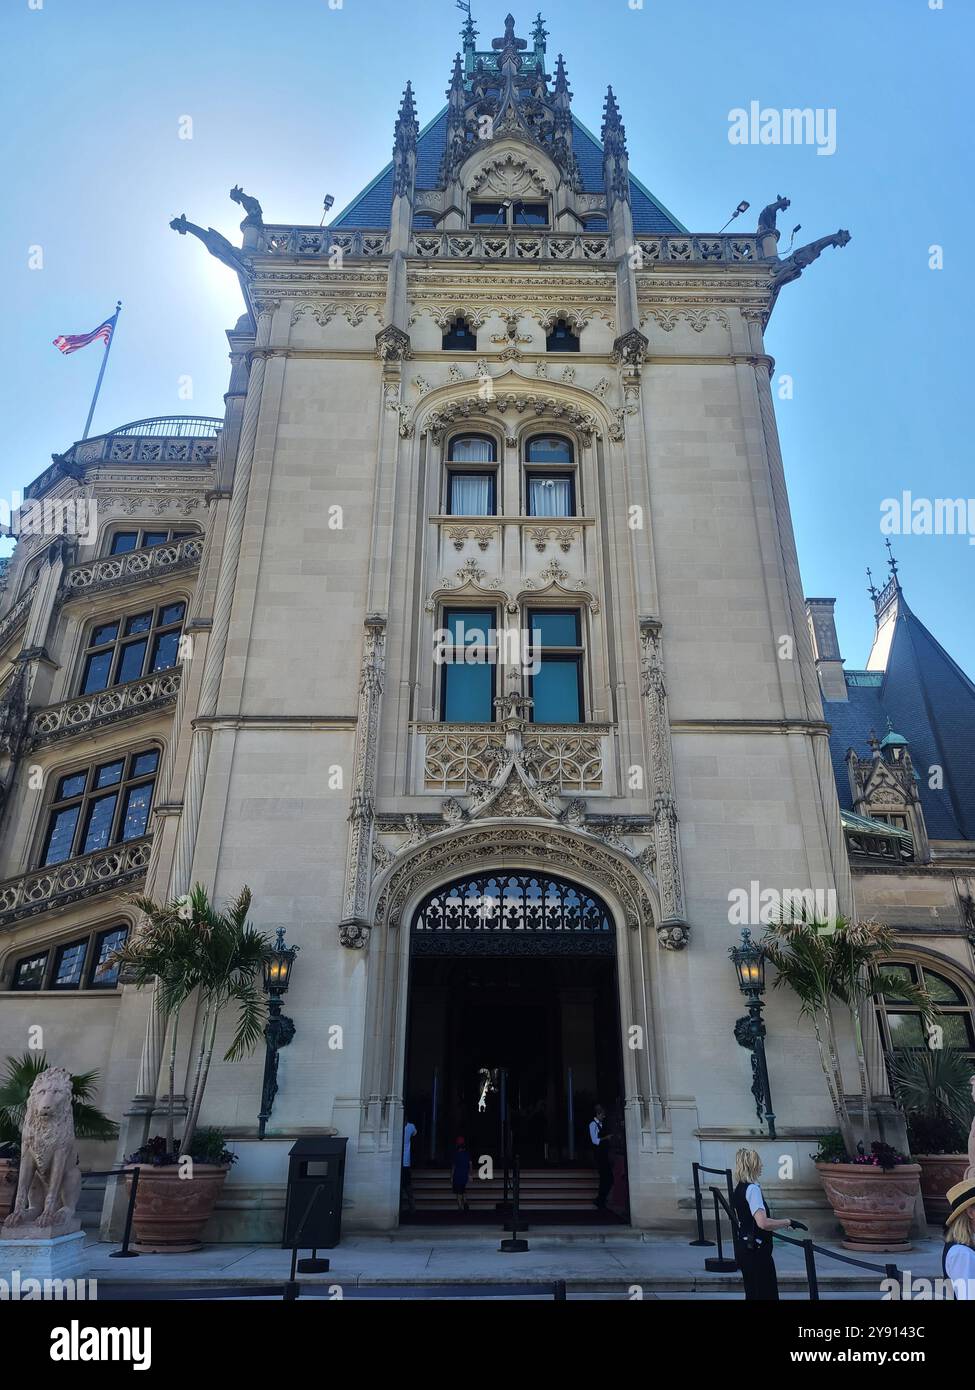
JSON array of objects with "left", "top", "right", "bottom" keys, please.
[
  {"left": 889, "top": 1047, "right": 975, "bottom": 1153},
  {"left": 0, "top": 1053, "right": 118, "bottom": 1151},
  {"left": 113, "top": 892, "right": 205, "bottom": 1153},
  {"left": 116, "top": 884, "right": 270, "bottom": 1156},
  {"left": 762, "top": 915, "right": 934, "bottom": 1155}
]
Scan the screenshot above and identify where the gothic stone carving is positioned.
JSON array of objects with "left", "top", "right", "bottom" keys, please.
[
  {"left": 639, "top": 617, "right": 688, "bottom": 943},
  {"left": 338, "top": 616, "right": 387, "bottom": 948}
]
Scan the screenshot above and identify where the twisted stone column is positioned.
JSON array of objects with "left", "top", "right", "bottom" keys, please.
[{"left": 639, "top": 617, "right": 688, "bottom": 948}]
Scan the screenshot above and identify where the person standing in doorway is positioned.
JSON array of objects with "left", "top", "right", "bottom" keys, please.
[
  {"left": 401, "top": 1114, "right": 418, "bottom": 1214},
  {"left": 732, "top": 1147, "right": 804, "bottom": 1300},
  {"left": 452, "top": 1135, "right": 471, "bottom": 1213},
  {"left": 590, "top": 1104, "right": 613, "bottom": 1210}
]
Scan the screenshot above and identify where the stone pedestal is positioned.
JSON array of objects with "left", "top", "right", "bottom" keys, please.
[{"left": 0, "top": 1230, "right": 87, "bottom": 1282}]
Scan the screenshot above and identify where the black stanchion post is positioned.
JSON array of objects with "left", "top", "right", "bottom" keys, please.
[
  {"left": 703, "top": 1185, "right": 738, "bottom": 1273},
  {"left": 499, "top": 1155, "right": 529, "bottom": 1252},
  {"left": 803, "top": 1239, "right": 820, "bottom": 1301},
  {"left": 553, "top": 1279, "right": 567, "bottom": 1301},
  {"left": 689, "top": 1162, "right": 714, "bottom": 1247},
  {"left": 291, "top": 1183, "right": 329, "bottom": 1274},
  {"left": 109, "top": 1167, "right": 140, "bottom": 1259}
]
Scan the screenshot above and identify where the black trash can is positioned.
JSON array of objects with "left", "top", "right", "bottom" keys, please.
[{"left": 281, "top": 1137, "right": 348, "bottom": 1249}]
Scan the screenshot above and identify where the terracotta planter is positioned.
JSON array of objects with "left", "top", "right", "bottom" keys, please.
[
  {"left": 125, "top": 1163, "right": 228, "bottom": 1253},
  {"left": 0, "top": 1158, "right": 17, "bottom": 1223},
  {"left": 816, "top": 1161, "right": 922, "bottom": 1251},
  {"left": 914, "top": 1154, "right": 970, "bottom": 1224}
]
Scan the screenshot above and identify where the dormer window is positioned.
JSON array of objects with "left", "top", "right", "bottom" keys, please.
[
  {"left": 442, "top": 317, "right": 477, "bottom": 351},
  {"left": 546, "top": 318, "right": 580, "bottom": 353},
  {"left": 469, "top": 199, "right": 550, "bottom": 229}
]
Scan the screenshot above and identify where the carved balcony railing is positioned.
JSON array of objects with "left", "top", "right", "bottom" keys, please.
[
  {"left": 27, "top": 668, "right": 181, "bottom": 749},
  {"left": 413, "top": 721, "right": 611, "bottom": 794},
  {"left": 260, "top": 227, "right": 390, "bottom": 258},
  {"left": 0, "top": 581, "right": 37, "bottom": 652},
  {"left": 0, "top": 836, "right": 152, "bottom": 928},
  {"left": 61, "top": 536, "right": 204, "bottom": 602},
  {"left": 410, "top": 231, "right": 611, "bottom": 261}
]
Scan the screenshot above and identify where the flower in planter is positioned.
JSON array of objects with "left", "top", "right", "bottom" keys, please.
[{"left": 127, "top": 1127, "right": 237, "bottom": 1168}]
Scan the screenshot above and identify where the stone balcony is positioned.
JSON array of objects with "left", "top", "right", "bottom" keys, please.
[
  {"left": 27, "top": 667, "right": 181, "bottom": 749},
  {"left": 61, "top": 536, "right": 204, "bottom": 603},
  {"left": 258, "top": 227, "right": 761, "bottom": 265},
  {"left": 26, "top": 416, "right": 222, "bottom": 502},
  {"left": 0, "top": 836, "right": 152, "bottom": 928},
  {"left": 412, "top": 721, "right": 611, "bottom": 795}
]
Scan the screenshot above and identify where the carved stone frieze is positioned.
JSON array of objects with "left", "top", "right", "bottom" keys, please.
[{"left": 338, "top": 615, "right": 387, "bottom": 948}]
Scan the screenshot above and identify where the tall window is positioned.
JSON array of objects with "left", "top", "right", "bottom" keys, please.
[
  {"left": 9, "top": 925, "right": 129, "bottom": 992},
  {"left": 79, "top": 601, "right": 185, "bottom": 695},
  {"left": 446, "top": 435, "right": 497, "bottom": 516},
  {"left": 528, "top": 609, "right": 583, "bottom": 723},
  {"left": 525, "top": 436, "right": 576, "bottom": 517},
  {"left": 40, "top": 748, "right": 160, "bottom": 866},
  {"left": 439, "top": 608, "right": 497, "bottom": 722},
  {"left": 442, "top": 317, "right": 477, "bottom": 351},
  {"left": 546, "top": 318, "right": 580, "bottom": 352},
  {"left": 108, "top": 527, "right": 196, "bottom": 555},
  {"left": 876, "top": 962, "right": 975, "bottom": 1062}
]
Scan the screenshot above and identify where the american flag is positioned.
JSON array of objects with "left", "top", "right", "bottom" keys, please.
[{"left": 52, "top": 317, "right": 115, "bottom": 355}]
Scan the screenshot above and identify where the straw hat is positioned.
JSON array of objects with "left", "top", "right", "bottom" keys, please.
[{"left": 945, "top": 1178, "right": 975, "bottom": 1224}]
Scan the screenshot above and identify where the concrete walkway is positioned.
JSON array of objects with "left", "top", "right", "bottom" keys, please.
[{"left": 81, "top": 1230, "right": 946, "bottom": 1299}]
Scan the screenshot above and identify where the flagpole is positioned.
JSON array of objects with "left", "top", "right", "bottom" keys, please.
[{"left": 81, "top": 300, "right": 122, "bottom": 440}]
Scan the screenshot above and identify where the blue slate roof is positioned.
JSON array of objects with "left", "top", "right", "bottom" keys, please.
[
  {"left": 332, "top": 107, "right": 686, "bottom": 234},
  {"left": 824, "top": 590, "right": 975, "bottom": 841}
]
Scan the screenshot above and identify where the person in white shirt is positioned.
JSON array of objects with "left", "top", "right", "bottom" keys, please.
[
  {"left": 590, "top": 1105, "right": 613, "bottom": 1210},
  {"left": 943, "top": 1178, "right": 975, "bottom": 1300},
  {"left": 401, "top": 1117, "right": 418, "bottom": 1213},
  {"left": 732, "top": 1147, "right": 806, "bottom": 1300}
]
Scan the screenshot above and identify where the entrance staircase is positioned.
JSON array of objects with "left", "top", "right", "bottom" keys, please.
[{"left": 411, "top": 1166, "right": 600, "bottom": 1215}]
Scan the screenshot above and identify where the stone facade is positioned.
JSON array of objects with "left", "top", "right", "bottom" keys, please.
[{"left": 1, "top": 13, "right": 967, "bottom": 1241}]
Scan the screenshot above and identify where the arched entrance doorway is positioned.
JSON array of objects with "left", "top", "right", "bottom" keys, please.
[{"left": 403, "top": 871, "right": 628, "bottom": 1221}]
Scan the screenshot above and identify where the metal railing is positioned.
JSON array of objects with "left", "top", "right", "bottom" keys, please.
[{"left": 691, "top": 1163, "right": 903, "bottom": 1300}]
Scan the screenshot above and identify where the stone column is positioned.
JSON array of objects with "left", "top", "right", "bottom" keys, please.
[
  {"left": 639, "top": 617, "right": 688, "bottom": 948},
  {"left": 338, "top": 616, "right": 387, "bottom": 949}
]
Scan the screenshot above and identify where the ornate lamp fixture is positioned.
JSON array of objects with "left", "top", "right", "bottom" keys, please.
[
  {"left": 729, "top": 928, "right": 776, "bottom": 1139},
  {"left": 258, "top": 928, "right": 300, "bottom": 1139}
]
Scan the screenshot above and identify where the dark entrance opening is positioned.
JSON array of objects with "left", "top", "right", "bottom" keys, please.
[{"left": 403, "top": 872, "right": 628, "bottom": 1222}]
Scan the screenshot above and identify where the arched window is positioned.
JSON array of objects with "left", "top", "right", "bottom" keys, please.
[
  {"left": 446, "top": 434, "right": 497, "bottom": 516},
  {"left": 546, "top": 318, "right": 580, "bottom": 353},
  {"left": 8, "top": 923, "right": 130, "bottom": 992},
  {"left": 38, "top": 746, "right": 160, "bottom": 868},
  {"left": 876, "top": 962, "right": 975, "bottom": 1061},
  {"left": 524, "top": 435, "right": 576, "bottom": 517},
  {"left": 442, "top": 317, "right": 477, "bottom": 351},
  {"left": 413, "top": 873, "right": 613, "bottom": 942}
]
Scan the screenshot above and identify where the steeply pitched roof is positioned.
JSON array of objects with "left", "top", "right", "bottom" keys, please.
[
  {"left": 824, "top": 588, "right": 975, "bottom": 840},
  {"left": 332, "top": 106, "right": 686, "bottom": 234}
]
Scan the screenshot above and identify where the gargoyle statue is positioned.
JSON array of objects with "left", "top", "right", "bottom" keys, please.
[
  {"left": 169, "top": 214, "right": 250, "bottom": 276},
  {"left": 230, "top": 185, "right": 263, "bottom": 228}
]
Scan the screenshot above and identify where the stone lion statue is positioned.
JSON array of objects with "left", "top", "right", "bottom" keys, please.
[{"left": 3, "top": 1066, "right": 81, "bottom": 1236}]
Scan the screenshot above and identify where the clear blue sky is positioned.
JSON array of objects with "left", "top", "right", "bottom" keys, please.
[{"left": 2, "top": 0, "right": 970, "bottom": 671}]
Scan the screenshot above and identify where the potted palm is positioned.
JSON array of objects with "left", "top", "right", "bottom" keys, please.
[
  {"left": 115, "top": 883, "right": 270, "bottom": 1252},
  {"left": 890, "top": 1047, "right": 975, "bottom": 1222},
  {"left": 0, "top": 1053, "right": 118, "bottom": 1221},
  {"left": 763, "top": 916, "right": 929, "bottom": 1251}
]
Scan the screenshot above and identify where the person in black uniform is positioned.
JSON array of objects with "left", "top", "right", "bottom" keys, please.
[
  {"left": 732, "top": 1147, "right": 806, "bottom": 1300},
  {"left": 590, "top": 1105, "right": 613, "bottom": 1210}
]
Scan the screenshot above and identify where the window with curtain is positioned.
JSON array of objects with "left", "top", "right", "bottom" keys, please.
[
  {"left": 525, "top": 436, "right": 574, "bottom": 464},
  {"left": 39, "top": 748, "right": 159, "bottom": 867},
  {"left": 876, "top": 963, "right": 975, "bottom": 1061},
  {"left": 448, "top": 473, "right": 495, "bottom": 515},
  {"left": 526, "top": 474, "right": 574, "bottom": 517},
  {"left": 528, "top": 609, "right": 583, "bottom": 724},
  {"left": 440, "top": 608, "right": 497, "bottom": 722},
  {"left": 449, "top": 435, "right": 496, "bottom": 463}
]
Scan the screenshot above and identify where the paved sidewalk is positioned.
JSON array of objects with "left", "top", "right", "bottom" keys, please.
[{"left": 82, "top": 1230, "right": 946, "bottom": 1297}]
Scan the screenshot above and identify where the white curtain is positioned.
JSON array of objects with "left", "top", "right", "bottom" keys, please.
[
  {"left": 451, "top": 474, "right": 492, "bottom": 514},
  {"left": 450, "top": 437, "right": 494, "bottom": 463},
  {"left": 529, "top": 477, "right": 572, "bottom": 517}
]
